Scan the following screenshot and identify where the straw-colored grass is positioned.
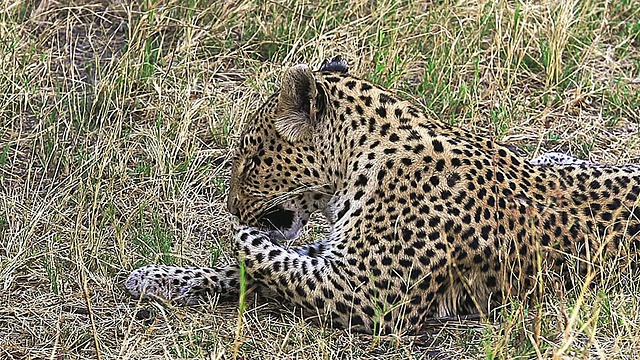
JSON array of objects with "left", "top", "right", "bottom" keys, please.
[{"left": 1, "top": 0, "right": 639, "bottom": 359}]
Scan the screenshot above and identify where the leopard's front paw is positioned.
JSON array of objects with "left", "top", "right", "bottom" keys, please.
[{"left": 125, "top": 265, "right": 203, "bottom": 305}]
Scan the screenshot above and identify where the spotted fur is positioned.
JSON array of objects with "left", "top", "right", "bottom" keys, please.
[{"left": 529, "top": 152, "right": 593, "bottom": 166}]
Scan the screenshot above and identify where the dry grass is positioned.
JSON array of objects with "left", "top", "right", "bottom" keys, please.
[{"left": 1, "top": 0, "right": 639, "bottom": 359}]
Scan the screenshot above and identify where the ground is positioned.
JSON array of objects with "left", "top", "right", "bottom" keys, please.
[{"left": 1, "top": 0, "right": 639, "bottom": 359}]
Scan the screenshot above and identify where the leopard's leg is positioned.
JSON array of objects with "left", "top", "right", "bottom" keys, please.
[
  {"left": 124, "top": 237, "right": 329, "bottom": 305},
  {"left": 125, "top": 264, "right": 241, "bottom": 304},
  {"left": 233, "top": 225, "right": 371, "bottom": 330}
]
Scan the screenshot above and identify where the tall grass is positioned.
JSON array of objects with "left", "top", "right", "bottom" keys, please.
[{"left": 1, "top": 0, "right": 639, "bottom": 358}]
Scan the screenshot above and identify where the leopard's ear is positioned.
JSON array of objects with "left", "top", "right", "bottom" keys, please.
[{"left": 275, "top": 64, "right": 318, "bottom": 142}]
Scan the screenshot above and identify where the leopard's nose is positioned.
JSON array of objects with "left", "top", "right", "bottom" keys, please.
[{"left": 227, "top": 194, "right": 238, "bottom": 216}]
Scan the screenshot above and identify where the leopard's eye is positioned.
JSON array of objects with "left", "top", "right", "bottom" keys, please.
[
  {"left": 235, "top": 156, "right": 256, "bottom": 181},
  {"left": 234, "top": 158, "right": 246, "bottom": 174}
]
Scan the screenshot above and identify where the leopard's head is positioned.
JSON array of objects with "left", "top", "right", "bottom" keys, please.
[{"left": 227, "top": 58, "right": 347, "bottom": 240}]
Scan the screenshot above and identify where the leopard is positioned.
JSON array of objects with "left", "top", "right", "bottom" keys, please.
[{"left": 126, "top": 56, "right": 640, "bottom": 335}]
